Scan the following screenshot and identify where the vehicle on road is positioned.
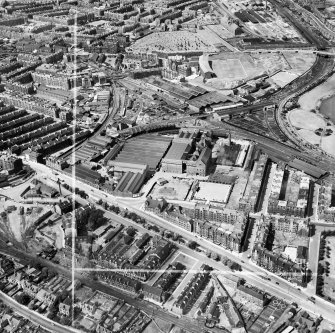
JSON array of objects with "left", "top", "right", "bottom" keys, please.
[
  {"left": 275, "top": 282, "right": 280, "bottom": 285},
  {"left": 260, "top": 275, "right": 271, "bottom": 281}
]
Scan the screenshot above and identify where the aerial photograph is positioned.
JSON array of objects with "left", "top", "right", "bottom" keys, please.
[{"left": 0, "top": 0, "right": 335, "bottom": 332}]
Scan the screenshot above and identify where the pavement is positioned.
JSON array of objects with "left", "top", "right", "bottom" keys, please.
[
  {"left": 308, "top": 231, "right": 321, "bottom": 294},
  {"left": 7, "top": 164, "right": 335, "bottom": 323}
]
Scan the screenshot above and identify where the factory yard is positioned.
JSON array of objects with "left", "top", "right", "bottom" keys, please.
[
  {"left": 151, "top": 178, "right": 193, "bottom": 201},
  {"left": 130, "top": 31, "right": 219, "bottom": 53},
  {"left": 193, "top": 182, "right": 232, "bottom": 204},
  {"left": 0, "top": 198, "right": 52, "bottom": 244}
]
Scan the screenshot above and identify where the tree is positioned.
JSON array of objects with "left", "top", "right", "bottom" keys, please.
[
  {"left": 16, "top": 293, "right": 31, "bottom": 306},
  {"left": 188, "top": 241, "right": 198, "bottom": 250},
  {"left": 211, "top": 253, "right": 218, "bottom": 261},
  {"left": 41, "top": 267, "right": 49, "bottom": 279},
  {"left": 102, "top": 202, "right": 109, "bottom": 210},
  {"left": 172, "top": 233, "right": 179, "bottom": 242},
  {"left": 150, "top": 225, "right": 160, "bottom": 233},
  {"left": 47, "top": 312, "right": 56, "bottom": 320}
]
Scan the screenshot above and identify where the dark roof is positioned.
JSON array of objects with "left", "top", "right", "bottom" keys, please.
[
  {"left": 188, "top": 91, "right": 239, "bottom": 109},
  {"left": 297, "top": 246, "right": 308, "bottom": 259},
  {"left": 64, "top": 164, "right": 102, "bottom": 184},
  {"left": 142, "top": 284, "right": 163, "bottom": 297},
  {"left": 288, "top": 158, "right": 326, "bottom": 179},
  {"left": 164, "top": 141, "right": 191, "bottom": 161},
  {"left": 237, "top": 285, "right": 265, "bottom": 301},
  {"left": 145, "top": 197, "right": 166, "bottom": 212},
  {"left": 136, "top": 233, "right": 150, "bottom": 248}
]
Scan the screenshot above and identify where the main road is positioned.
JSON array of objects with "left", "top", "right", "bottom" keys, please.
[{"left": 11, "top": 163, "right": 335, "bottom": 324}]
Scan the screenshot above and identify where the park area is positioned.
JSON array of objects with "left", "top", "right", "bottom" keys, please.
[
  {"left": 288, "top": 108, "right": 335, "bottom": 156},
  {"left": 290, "top": 72, "right": 335, "bottom": 157},
  {"left": 317, "top": 233, "right": 335, "bottom": 303}
]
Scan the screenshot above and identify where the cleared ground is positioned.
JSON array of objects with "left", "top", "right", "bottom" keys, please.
[
  {"left": 203, "top": 51, "right": 314, "bottom": 90},
  {"left": 197, "top": 25, "right": 234, "bottom": 44},
  {"left": 39, "top": 221, "right": 65, "bottom": 249},
  {"left": 282, "top": 53, "right": 316, "bottom": 76},
  {"left": 151, "top": 178, "right": 193, "bottom": 201},
  {"left": 273, "top": 231, "right": 309, "bottom": 256}
]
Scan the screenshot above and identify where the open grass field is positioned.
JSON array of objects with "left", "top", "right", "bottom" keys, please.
[
  {"left": 212, "top": 58, "right": 246, "bottom": 80},
  {"left": 271, "top": 71, "right": 298, "bottom": 88}
]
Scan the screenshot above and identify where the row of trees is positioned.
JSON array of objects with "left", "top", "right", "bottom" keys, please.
[
  {"left": 62, "top": 183, "right": 88, "bottom": 199},
  {"left": 96, "top": 199, "right": 121, "bottom": 215},
  {"left": 316, "top": 233, "right": 334, "bottom": 302}
]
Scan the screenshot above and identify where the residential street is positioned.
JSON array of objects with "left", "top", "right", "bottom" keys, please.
[
  {"left": 4, "top": 163, "right": 335, "bottom": 324},
  {"left": 0, "top": 290, "right": 80, "bottom": 333}
]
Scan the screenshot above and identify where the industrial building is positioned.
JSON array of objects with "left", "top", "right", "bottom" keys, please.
[
  {"left": 108, "top": 134, "right": 172, "bottom": 174},
  {"left": 63, "top": 164, "right": 102, "bottom": 188},
  {"left": 161, "top": 129, "right": 212, "bottom": 176}
]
